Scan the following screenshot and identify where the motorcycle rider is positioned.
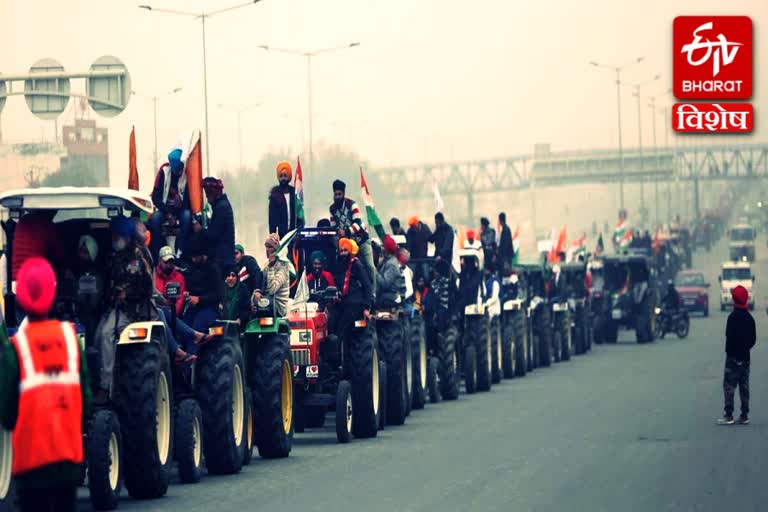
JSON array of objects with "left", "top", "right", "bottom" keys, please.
[
  {"left": 329, "top": 179, "right": 376, "bottom": 296},
  {"left": 662, "top": 280, "right": 681, "bottom": 313}
]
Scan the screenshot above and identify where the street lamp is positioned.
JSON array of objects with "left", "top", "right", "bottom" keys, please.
[
  {"left": 217, "top": 102, "right": 263, "bottom": 173},
  {"left": 628, "top": 73, "right": 661, "bottom": 221},
  {"left": 132, "top": 87, "right": 183, "bottom": 171},
  {"left": 258, "top": 42, "right": 361, "bottom": 168},
  {"left": 647, "top": 88, "right": 672, "bottom": 226},
  {"left": 139, "top": 1, "right": 264, "bottom": 176},
  {"left": 589, "top": 56, "right": 645, "bottom": 211}
]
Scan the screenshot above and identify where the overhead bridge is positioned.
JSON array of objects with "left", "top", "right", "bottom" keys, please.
[{"left": 371, "top": 143, "right": 768, "bottom": 200}]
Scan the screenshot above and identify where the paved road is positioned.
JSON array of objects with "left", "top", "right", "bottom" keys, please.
[{"left": 78, "top": 236, "right": 767, "bottom": 512}]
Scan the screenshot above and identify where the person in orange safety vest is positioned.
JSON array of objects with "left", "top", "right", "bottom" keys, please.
[{"left": 0, "top": 257, "right": 91, "bottom": 512}]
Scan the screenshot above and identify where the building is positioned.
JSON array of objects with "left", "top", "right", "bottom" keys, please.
[{"left": 60, "top": 118, "right": 109, "bottom": 186}]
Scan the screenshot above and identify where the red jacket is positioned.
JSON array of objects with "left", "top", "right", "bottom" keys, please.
[
  {"left": 11, "top": 320, "right": 84, "bottom": 475},
  {"left": 307, "top": 271, "right": 335, "bottom": 293},
  {"left": 11, "top": 213, "right": 65, "bottom": 280},
  {"left": 155, "top": 269, "right": 187, "bottom": 316}
]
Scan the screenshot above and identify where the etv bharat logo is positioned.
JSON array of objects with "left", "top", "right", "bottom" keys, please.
[
  {"left": 673, "top": 16, "right": 752, "bottom": 100},
  {"left": 681, "top": 21, "right": 742, "bottom": 78}
]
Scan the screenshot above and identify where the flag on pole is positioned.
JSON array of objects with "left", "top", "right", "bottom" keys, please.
[
  {"left": 178, "top": 129, "right": 204, "bottom": 216},
  {"left": 294, "top": 157, "right": 306, "bottom": 225},
  {"left": 512, "top": 226, "right": 520, "bottom": 264},
  {"left": 618, "top": 229, "right": 634, "bottom": 250},
  {"left": 595, "top": 233, "right": 605, "bottom": 255},
  {"left": 548, "top": 226, "right": 567, "bottom": 263},
  {"left": 360, "top": 167, "right": 386, "bottom": 240},
  {"left": 433, "top": 180, "right": 444, "bottom": 212},
  {"left": 128, "top": 126, "right": 139, "bottom": 191},
  {"left": 293, "top": 269, "right": 309, "bottom": 307},
  {"left": 613, "top": 217, "right": 629, "bottom": 248}
]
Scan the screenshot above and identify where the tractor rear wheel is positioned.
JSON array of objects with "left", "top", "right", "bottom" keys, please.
[
  {"left": 87, "top": 409, "right": 122, "bottom": 511},
  {"left": 175, "top": 398, "right": 203, "bottom": 483},
  {"left": 350, "top": 326, "right": 379, "bottom": 438},
  {"left": 438, "top": 325, "right": 460, "bottom": 400}
]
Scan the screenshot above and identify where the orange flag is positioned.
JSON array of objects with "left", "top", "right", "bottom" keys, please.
[
  {"left": 128, "top": 126, "right": 139, "bottom": 190},
  {"left": 186, "top": 135, "right": 204, "bottom": 216}
]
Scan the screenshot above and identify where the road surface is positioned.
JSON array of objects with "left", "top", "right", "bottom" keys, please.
[{"left": 78, "top": 236, "right": 766, "bottom": 512}]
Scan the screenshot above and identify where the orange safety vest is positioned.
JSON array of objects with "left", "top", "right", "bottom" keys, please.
[{"left": 10, "top": 320, "right": 83, "bottom": 475}]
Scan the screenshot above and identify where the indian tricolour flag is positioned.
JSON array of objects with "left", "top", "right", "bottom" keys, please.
[
  {"left": 613, "top": 218, "right": 629, "bottom": 246},
  {"left": 512, "top": 226, "right": 520, "bottom": 263},
  {"left": 294, "top": 157, "right": 305, "bottom": 225},
  {"left": 360, "top": 167, "right": 386, "bottom": 240}
]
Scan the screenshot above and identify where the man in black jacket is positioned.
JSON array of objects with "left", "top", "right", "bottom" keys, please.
[
  {"left": 182, "top": 236, "right": 223, "bottom": 340},
  {"left": 329, "top": 238, "right": 373, "bottom": 341},
  {"left": 497, "top": 212, "right": 515, "bottom": 273},
  {"left": 234, "top": 243, "right": 263, "bottom": 295},
  {"left": 198, "top": 177, "right": 235, "bottom": 269},
  {"left": 430, "top": 212, "right": 454, "bottom": 275},
  {"left": 268, "top": 161, "right": 304, "bottom": 237},
  {"left": 719, "top": 285, "right": 756, "bottom": 425},
  {"left": 389, "top": 217, "right": 406, "bottom": 237}
]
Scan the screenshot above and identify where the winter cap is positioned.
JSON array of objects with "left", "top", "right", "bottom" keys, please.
[
  {"left": 265, "top": 233, "right": 281, "bottom": 250},
  {"left": 159, "top": 246, "right": 175, "bottom": 262},
  {"left": 383, "top": 235, "right": 398, "bottom": 255},
  {"left": 234, "top": 243, "right": 245, "bottom": 254},
  {"left": 276, "top": 161, "right": 293, "bottom": 181},
  {"left": 78, "top": 235, "right": 99, "bottom": 262},
  {"left": 332, "top": 179, "right": 346, "bottom": 192},
  {"left": 408, "top": 216, "right": 419, "bottom": 227},
  {"left": 111, "top": 216, "right": 134, "bottom": 240},
  {"left": 480, "top": 217, "right": 490, "bottom": 227},
  {"left": 16, "top": 257, "right": 56, "bottom": 318},
  {"left": 339, "top": 238, "right": 358, "bottom": 256},
  {"left": 466, "top": 229, "right": 476, "bottom": 240},
  {"left": 202, "top": 177, "right": 224, "bottom": 191},
  {"left": 168, "top": 148, "right": 184, "bottom": 174},
  {"left": 732, "top": 285, "right": 749, "bottom": 309}
]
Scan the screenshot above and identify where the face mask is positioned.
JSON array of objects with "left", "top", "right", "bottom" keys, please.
[{"left": 112, "top": 238, "right": 128, "bottom": 252}]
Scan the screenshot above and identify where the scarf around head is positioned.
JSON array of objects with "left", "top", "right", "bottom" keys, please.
[{"left": 223, "top": 281, "right": 241, "bottom": 320}]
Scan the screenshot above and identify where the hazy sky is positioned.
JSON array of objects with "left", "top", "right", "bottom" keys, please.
[{"left": 1, "top": 0, "right": 766, "bottom": 188}]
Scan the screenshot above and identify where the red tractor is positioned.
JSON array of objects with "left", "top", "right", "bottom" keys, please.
[{"left": 289, "top": 228, "right": 383, "bottom": 443}]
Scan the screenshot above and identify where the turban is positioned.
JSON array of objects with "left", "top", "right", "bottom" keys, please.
[
  {"left": 111, "top": 216, "right": 134, "bottom": 240},
  {"left": 732, "top": 285, "right": 749, "bottom": 309},
  {"left": 332, "top": 179, "right": 346, "bottom": 192},
  {"left": 339, "top": 238, "right": 358, "bottom": 256},
  {"left": 383, "top": 235, "right": 398, "bottom": 255},
  {"left": 78, "top": 235, "right": 99, "bottom": 262},
  {"left": 168, "top": 148, "right": 183, "bottom": 174},
  {"left": 408, "top": 216, "right": 419, "bottom": 227},
  {"left": 310, "top": 250, "right": 326, "bottom": 265},
  {"left": 466, "top": 229, "right": 476, "bottom": 240},
  {"left": 276, "top": 161, "right": 293, "bottom": 181},
  {"left": 16, "top": 257, "right": 56, "bottom": 317},
  {"left": 234, "top": 243, "right": 245, "bottom": 254}
]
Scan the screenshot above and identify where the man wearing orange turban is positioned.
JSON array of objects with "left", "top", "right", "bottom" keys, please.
[{"left": 268, "top": 160, "right": 304, "bottom": 237}]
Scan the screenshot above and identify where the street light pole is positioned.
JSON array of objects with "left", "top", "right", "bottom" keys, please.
[
  {"left": 132, "top": 86, "right": 183, "bottom": 170},
  {"left": 627, "top": 73, "right": 661, "bottom": 223},
  {"left": 139, "top": 1, "right": 264, "bottom": 176},
  {"left": 590, "top": 57, "right": 645, "bottom": 211},
  {"left": 648, "top": 96, "right": 658, "bottom": 225},
  {"left": 258, "top": 42, "right": 360, "bottom": 170}
]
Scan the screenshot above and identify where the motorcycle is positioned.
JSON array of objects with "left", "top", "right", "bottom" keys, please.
[{"left": 654, "top": 307, "right": 690, "bottom": 339}]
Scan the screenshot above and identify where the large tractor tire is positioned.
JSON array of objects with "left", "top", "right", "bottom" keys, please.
[
  {"left": 500, "top": 313, "right": 515, "bottom": 379},
  {"left": 175, "top": 398, "right": 203, "bottom": 484},
  {"left": 438, "top": 324, "right": 460, "bottom": 400},
  {"left": 427, "top": 356, "right": 441, "bottom": 403},
  {"left": 410, "top": 316, "right": 428, "bottom": 410},
  {"left": 595, "top": 315, "right": 618, "bottom": 344},
  {"left": 403, "top": 320, "right": 414, "bottom": 417},
  {"left": 197, "top": 337, "right": 246, "bottom": 473},
  {"left": 379, "top": 321, "right": 408, "bottom": 426},
  {"left": 378, "top": 359, "right": 388, "bottom": 431},
  {"left": 511, "top": 311, "right": 527, "bottom": 377},
  {"left": 464, "top": 344, "right": 477, "bottom": 394},
  {"left": 490, "top": 316, "right": 502, "bottom": 384},
  {"left": 242, "top": 388, "right": 254, "bottom": 466},
  {"left": 350, "top": 326, "right": 379, "bottom": 438},
  {"left": 556, "top": 312, "right": 571, "bottom": 362},
  {"left": 116, "top": 341, "right": 172, "bottom": 500},
  {"left": 249, "top": 333, "right": 293, "bottom": 459},
  {"left": 87, "top": 409, "right": 122, "bottom": 511},
  {"left": 335, "top": 380, "right": 353, "bottom": 444},
  {"left": 476, "top": 317, "right": 493, "bottom": 391},
  {"left": 535, "top": 308, "right": 553, "bottom": 367}
]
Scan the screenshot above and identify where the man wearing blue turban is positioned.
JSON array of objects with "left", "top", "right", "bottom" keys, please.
[{"left": 149, "top": 147, "right": 192, "bottom": 262}]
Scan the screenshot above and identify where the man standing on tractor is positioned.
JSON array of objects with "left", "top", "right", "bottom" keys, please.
[
  {"left": 406, "top": 216, "right": 432, "bottom": 282},
  {"left": 430, "top": 212, "right": 455, "bottom": 270},
  {"left": 252, "top": 234, "right": 291, "bottom": 318},
  {"left": 479, "top": 217, "right": 497, "bottom": 270},
  {"left": 149, "top": 148, "right": 192, "bottom": 263},
  {"left": 268, "top": 161, "right": 304, "bottom": 237},
  {"left": 0, "top": 258, "right": 92, "bottom": 512},
  {"left": 94, "top": 217, "right": 155, "bottom": 402},
  {"left": 497, "top": 212, "right": 515, "bottom": 274},
  {"left": 329, "top": 179, "right": 376, "bottom": 296},
  {"left": 234, "top": 243, "right": 263, "bottom": 296},
  {"left": 389, "top": 217, "right": 407, "bottom": 237},
  {"left": 198, "top": 177, "right": 235, "bottom": 269}
]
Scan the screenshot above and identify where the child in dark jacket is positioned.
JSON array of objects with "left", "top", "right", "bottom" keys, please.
[{"left": 718, "top": 285, "right": 756, "bottom": 425}]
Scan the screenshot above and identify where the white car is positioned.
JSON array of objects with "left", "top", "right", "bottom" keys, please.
[{"left": 719, "top": 261, "right": 755, "bottom": 311}]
